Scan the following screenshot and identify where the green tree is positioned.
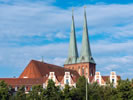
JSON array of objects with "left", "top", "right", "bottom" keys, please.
[
  {"left": 63, "top": 84, "right": 72, "bottom": 100},
  {"left": 0, "top": 80, "right": 9, "bottom": 100},
  {"left": 28, "top": 85, "right": 43, "bottom": 100},
  {"left": 76, "top": 76, "right": 86, "bottom": 100},
  {"left": 87, "top": 82, "right": 101, "bottom": 100},
  {"left": 8, "top": 85, "right": 16, "bottom": 100},
  {"left": 43, "top": 79, "right": 63, "bottom": 100},
  {"left": 69, "top": 87, "right": 79, "bottom": 100},
  {"left": 102, "top": 85, "right": 118, "bottom": 100},
  {"left": 15, "top": 86, "right": 26, "bottom": 100},
  {"left": 117, "top": 79, "right": 133, "bottom": 100}
]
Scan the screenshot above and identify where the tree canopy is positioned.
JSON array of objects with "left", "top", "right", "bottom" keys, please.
[{"left": 0, "top": 77, "right": 133, "bottom": 100}]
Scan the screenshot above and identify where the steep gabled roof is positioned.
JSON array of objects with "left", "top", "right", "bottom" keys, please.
[
  {"left": 19, "top": 60, "right": 42, "bottom": 78},
  {"left": 71, "top": 75, "right": 79, "bottom": 82},
  {"left": 56, "top": 76, "right": 64, "bottom": 82},
  {"left": 102, "top": 76, "right": 110, "bottom": 82},
  {"left": 19, "top": 60, "right": 79, "bottom": 78},
  {"left": 89, "top": 76, "right": 94, "bottom": 83}
]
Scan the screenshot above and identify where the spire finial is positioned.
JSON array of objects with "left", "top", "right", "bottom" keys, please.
[
  {"left": 72, "top": 7, "right": 74, "bottom": 16},
  {"left": 72, "top": 8, "right": 74, "bottom": 13},
  {"left": 84, "top": 6, "right": 87, "bottom": 16}
]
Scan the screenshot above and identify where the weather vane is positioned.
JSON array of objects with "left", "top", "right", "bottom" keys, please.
[{"left": 84, "top": 5, "right": 87, "bottom": 9}]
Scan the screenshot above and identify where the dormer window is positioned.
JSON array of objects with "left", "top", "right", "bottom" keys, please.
[
  {"left": 112, "top": 79, "right": 115, "bottom": 83},
  {"left": 66, "top": 79, "right": 69, "bottom": 84},
  {"left": 82, "top": 67, "right": 84, "bottom": 75},
  {"left": 90, "top": 56, "right": 93, "bottom": 60},
  {"left": 97, "top": 79, "right": 99, "bottom": 83},
  {"left": 64, "top": 72, "right": 70, "bottom": 85},
  {"left": 49, "top": 72, "right": 55, "bottom": 82}
]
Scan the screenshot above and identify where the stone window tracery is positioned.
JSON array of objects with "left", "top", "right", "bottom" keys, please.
[{"left": 82, "top": 67, "right": 84, "bottom": 75}]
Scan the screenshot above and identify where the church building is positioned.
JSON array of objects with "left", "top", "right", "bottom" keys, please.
[{"left": 0, "top": 8, "right": 120, "bottom": 91}]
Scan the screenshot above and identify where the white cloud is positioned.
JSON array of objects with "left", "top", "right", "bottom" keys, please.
[
  {"left": 55, "top": 32, "right": 67, "bottom": 39},
  {"left": 104, "top": 64, "right": 120, "bottom": 71},
  {"left": 0, "top": 2, "right": 133, "bottom": 79},
  {"left": 0, "top": 40, "right": 133, "bottom": 79},
  {"left": 47, "top": 57, "right": 66, "bottom": 66},
  {"left": 1, "top": 3, "right": 133, "bottom": 44},
  {"left": 112, "top": 56, "right": 133, "bottom": 64},
  {"left": 120, "top": 72, "right": 133, "bottom": 79},
  {"left": 92, "top": 41, "right": 133, "bottom": 55},
  {"left": 0, "top": 43, "right": 68, "bottom": 68}
]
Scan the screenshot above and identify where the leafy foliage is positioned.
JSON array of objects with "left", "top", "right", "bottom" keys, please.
[
  {"left": 0, "top": 77, "right": 133, "bottom": 100},
  {"left": 28, "top": 85, "right": 43, "bottom": 100},
  {"left": 0, "top": 81, "right": 9, "bottom": 100},
  {"left": 15, "top": 86, "right": 26, "bottom": 100},
  {"left": 43, "top": 79, "right": 63, "bottom": 100}
]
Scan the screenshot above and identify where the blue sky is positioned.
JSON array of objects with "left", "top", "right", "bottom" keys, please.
[{"left": 0, "top": 0, "right": 133, "bottom": 79}]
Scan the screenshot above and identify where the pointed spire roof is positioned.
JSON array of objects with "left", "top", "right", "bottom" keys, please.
[
  {"left": 64, "top": 9, "right": 78, "bottom": 64},
  {"left": 78, "top": 7, "right": 95, "bottom": 64}
]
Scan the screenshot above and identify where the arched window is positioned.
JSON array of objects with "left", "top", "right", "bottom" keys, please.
[
  {"left": 66, "top": 79, "right": 69, "bottom": 84},
  {"left": 82, "top": 67, "right": 84, "bottom": 75},
  {"left": 78, "top": 67, "right": 80, "bottom": 74},
  {"left": 97, "top": 79, "right": 99, "bottom": 83},
  {"left": 112, "top": 79, "right": 115, "bottom": 83}
]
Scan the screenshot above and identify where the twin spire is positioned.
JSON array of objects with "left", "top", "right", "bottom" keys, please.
[
  {"left": 64, "top": 9, "right": 78, "bottom": 64},
  {"left": 64, "top": 8, "right": 95, "bottom": 65}
]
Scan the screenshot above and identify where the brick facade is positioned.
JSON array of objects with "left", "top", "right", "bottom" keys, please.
[{"left": 64, "top": 62, "right": 96, "bottom": 78}]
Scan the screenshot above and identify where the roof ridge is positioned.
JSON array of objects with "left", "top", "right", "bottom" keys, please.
[{"left": 19, "top": 60, "right": 42, "bottom": 78}]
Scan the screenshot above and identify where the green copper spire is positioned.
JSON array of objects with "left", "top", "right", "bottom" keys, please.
[
  {"left": 65, "top": 9, "right": 78, "bottom": 64},
  {"left": 78, "top": 7, "right": 95, "bottom": 64}
]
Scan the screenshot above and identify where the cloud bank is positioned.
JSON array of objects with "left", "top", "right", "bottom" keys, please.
[{"left": 0, "top": 1, "right": 133, "bottom": 79}]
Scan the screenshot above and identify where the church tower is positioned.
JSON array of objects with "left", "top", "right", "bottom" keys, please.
[
  {"left": 64, "top": 8, "right": 96, "bottom": 78},
  {"left": 64, "top": 9, "right": 78, "bottom": 65}
]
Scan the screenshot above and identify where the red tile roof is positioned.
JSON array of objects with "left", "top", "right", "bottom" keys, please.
[
  {"left": 0, "top": 59, "right": 121, "bottom": 86},
  {"left": 0, "top": 78, "right": 47, "bottom": 86},
  {"left": 102, "top": 76, "right": 110, "bottom": 82},
  {"left": 71, "top": 75, "right": 79, "bottom": 82},
  {"left": 56, "top": 76, "right": 64, "bottom": 82},
  {"left": 102, "top": 76, "right": 121, "bottom": 82},
  {"left": 19, "top": 60, "right": 80, "bottom": 79},
  {"left": 89, "top": 76, "right": 94, "bottom": 82},
  {"left": 117, "top": 76, "right": 121, "bottom": 80}
]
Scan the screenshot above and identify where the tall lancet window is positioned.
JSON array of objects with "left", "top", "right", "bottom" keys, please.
[
  {"left": 78, "top": 67, "right": 80, "bottom": 74},
  {"left": 86, "top": 66, "right": 88, "bottom": 74},
  {"left": 82, "top": 67, "right": 84, "bottom": 75}
]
